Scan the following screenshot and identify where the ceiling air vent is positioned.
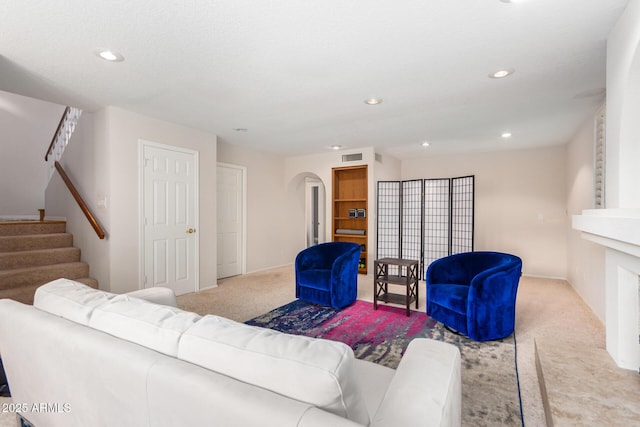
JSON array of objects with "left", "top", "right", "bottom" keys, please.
[{"left": 342, "top": 153, "right": 363, "bottom": 162}]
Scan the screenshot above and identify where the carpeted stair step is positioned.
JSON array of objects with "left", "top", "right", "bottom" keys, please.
[
  {"left": 0, "top": 247, "right": 81, "bottom": 270},
  {"left": 0, "top": 262, "right": 90, "bottom": 291},
  {"left": 0, "top": 221, "right": 66, "bottom": 236},
  {"left": 0, "top": 220, "right": 99, "bottom": 305},
  {"left": 0, "top": 278, "right": 98, "bottom": 305},
  {"left": 0, "top": 233, "right": 73, "bottom": 252},
  {"left": 0, "top": 283, "right": 45, "bottom": 305},
  {"left": 74, "top": 277, "right": 99, "bottom": 289}
]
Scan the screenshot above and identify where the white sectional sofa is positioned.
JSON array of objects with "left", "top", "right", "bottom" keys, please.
[{"left": 0, "top": 279, "right": 461, "bottom": 427}]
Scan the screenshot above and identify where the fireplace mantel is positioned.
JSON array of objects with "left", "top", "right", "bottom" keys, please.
[
  {"left": 572, "top": 208, "right": 640, "bottom": 371},
  {"left": 572, "top": 209, "right": 640, "bottom": 256}
]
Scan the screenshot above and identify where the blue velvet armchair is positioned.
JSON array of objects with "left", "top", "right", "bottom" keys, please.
[
  {"left": 295, "top": 242, "right": 361, "bottom": 309},
  {"left": 426, "top": 251, "right": 522, "bottom": 341}
]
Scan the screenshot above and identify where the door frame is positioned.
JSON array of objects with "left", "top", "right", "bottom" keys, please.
[
  {"left": 305, "top": 177, "right": 325, "bottom": 247},
  {"left": 138, "top": 139, "right": 200, "bottom": 291},
  {"left": 216, "top": 162, "right": 247, "bottom": 277}
]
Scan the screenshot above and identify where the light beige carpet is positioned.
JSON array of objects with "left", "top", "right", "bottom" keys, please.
[{"left": 178, "top": 266, "right": 297, "bottom": 321}]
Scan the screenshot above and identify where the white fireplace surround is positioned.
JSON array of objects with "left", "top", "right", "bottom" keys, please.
[{"left": 573, "top": 208, "right": 640, "bottom": 371}]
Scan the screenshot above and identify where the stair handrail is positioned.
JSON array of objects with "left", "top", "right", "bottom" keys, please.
[
  {"left": 45, "top": 106, "right": 71, "bottom": 161},
  {"left": 54, "top": 161, "right": 106, "bottom": 239},
  {"left": 45, "top": 106, "right": 82, "bottom": 181}
]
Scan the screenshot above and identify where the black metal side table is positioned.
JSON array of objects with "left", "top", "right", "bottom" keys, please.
[{"left": 373, "top": 258, "right": 419, "bottom": 317}]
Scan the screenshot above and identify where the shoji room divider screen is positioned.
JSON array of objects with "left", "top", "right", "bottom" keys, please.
[{"left": 376, "top": 176, "right": 474, "bottom": 277}]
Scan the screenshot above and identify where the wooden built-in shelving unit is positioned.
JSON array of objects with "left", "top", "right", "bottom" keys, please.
[{"left": 332, "top": 165, "right": 368, "bottom": 274}]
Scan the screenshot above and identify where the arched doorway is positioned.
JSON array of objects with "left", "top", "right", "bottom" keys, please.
[
  {"left": 287, "top": 172, "right": 327, "bottom": 249},
  {"left": 305, "top": 176, "right": 326, "bottom": 247}
]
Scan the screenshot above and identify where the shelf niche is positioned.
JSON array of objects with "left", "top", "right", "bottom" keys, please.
[{"left": 332, "top": 165, "right": 368, "bottom": 274}]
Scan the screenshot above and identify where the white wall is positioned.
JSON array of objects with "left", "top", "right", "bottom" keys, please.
[
  {"left": 46, "top": 112, "right": 112, "bottom": 287},
  {"left": 285, "top": 148, "right": 374, "bottom": 241},
  {"left": 285, "top": 148, "right": 378, "bottom": 271},
  {"left": 564, "top": 0, "right": 640, "bottom": 326},
  {"left": 373, "top": 152, "right": 401, "bottom": 183},
  {"left": 217, "top": 141, "right": 298, "bottom": 273},
  {"left": 401, "top": 146, "right": 568, "bottom": 278},
  {"left": 0, "top": 90, "right": 65, "bottom": 216},
  {"left": 105, "top": 108, "right": 217, "bottom": 293},
  {"left": 565, "top": 0, "right": 640, "bottom": 325},
  {"left": 606, "top": 0, "right": 640, "bottom": 208},
  {"left": 566, "top": 111, "right": 606, "bottom": 322},
  {"left": 47, "top": 107, "right": 218, "bottom": 294}
]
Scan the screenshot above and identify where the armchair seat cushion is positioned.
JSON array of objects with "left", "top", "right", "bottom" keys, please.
[
  {"left": 297, "top": 269, "right": 332, "bottom": 291},
  {"left": 427, "top": 284, "right": 469, "bottom": 315}
]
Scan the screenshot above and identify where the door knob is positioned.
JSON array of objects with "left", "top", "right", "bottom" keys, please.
[{"left": 187, "top": 228, "right": 196, "bottom": 234}]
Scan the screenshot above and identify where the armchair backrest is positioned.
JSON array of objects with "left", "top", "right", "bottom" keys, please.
[
  {"left": 296, "top": 242, "right": 361, "bottom": 271},
  {"left": 467, "top": 253, "right": 522, "bottom": 302},
  {"left": 468, "top": 253, "right": 521, "bottom": 281},
  {"left": 426, "top": 251, "right": 521, "bottom": 287}
]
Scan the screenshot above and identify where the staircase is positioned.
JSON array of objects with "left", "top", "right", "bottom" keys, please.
[{"left": 0, "top": 221, "right": 98, "bottom": 304}]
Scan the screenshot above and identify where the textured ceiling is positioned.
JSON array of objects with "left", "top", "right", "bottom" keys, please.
[{"left": 0, "top": 0, "right": 629, "bottom": 158}]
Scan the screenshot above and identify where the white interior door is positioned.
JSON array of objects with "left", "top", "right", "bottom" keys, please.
[
  {"left": 142, "top": 142, "right": 198, "bottom": 295},
  {"left": 217, "top": 163, "right": 245, "bottom": 279}
]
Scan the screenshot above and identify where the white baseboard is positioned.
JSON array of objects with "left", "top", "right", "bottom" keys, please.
[
  {"left": 522, "top": 273, "right": 568, "bottom": 281},
  {"left": 198, "top": 283, "right": 219, "bottom": 291},
  {"left": 244, "top": 262, "right": 294, "bottom": 276}
]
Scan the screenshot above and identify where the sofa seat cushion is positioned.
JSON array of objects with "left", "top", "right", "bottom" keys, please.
[
  {"left": 297, "top": 269, "right": 331, "bottom": 291},
  {"left": 178, "top": 314, "right": 370, "bottom": 425}
]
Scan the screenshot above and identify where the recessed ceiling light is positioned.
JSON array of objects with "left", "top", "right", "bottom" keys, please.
[
  {"left": 233, "top": 128, "right": 248, "bottom": 132},
  {"left": 501, "top": 132, "right": 512, "bottom": 139},
  {"left": 421, "top": 141, "right": 430, "bottom": 147},
  {"left": 364, "top": 98, "right": 383, "bottom": 105},
  {"left": 331, "top": 145, "right": 342, "bottom": 150},
  {"left": 500, "top": 0, "right": 525, "bottom": 3},
  {"left": 96, "top": 50, "right": 124, "bottom": 62},
  {"left": 489, "top": 68, "right": 515, "bottom": 79}
]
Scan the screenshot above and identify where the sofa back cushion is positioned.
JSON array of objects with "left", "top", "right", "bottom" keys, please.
[
  {"left": 34, "top": 279, "right": 201, "bottom": 357},
  {"left": 34, "top": 278, "right": 117, "bottom": 325},
  {"left": 90, "top": 295, "right": 201, "bottom": 357},
  {"left": 178, "top": 315, "right": 370, "bottom": 425}
]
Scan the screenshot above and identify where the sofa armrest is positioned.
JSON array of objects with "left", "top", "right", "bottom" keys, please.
[
  {"left": 126, "top": 287, "right": 178, "bottom": 307},
  {"left": 371, "top": 339, "right": 461, "bottom": 427},
  {"left": 298, "top": 407, "right": 364, "bottom": 427}
]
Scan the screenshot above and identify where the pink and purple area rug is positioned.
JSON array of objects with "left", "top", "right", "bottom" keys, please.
[{"left": 246, "top": 299, "right": 523, "bottom": 427}]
